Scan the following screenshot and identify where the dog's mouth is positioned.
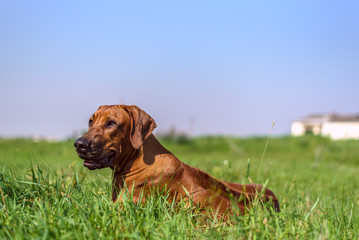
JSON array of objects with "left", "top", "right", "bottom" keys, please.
[{"left": 82, "top": 151, "right": 115, "bottom": 170}]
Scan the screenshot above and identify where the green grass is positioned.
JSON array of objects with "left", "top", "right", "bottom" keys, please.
[{"left": 0, "top": 136, "right": 358, "bottom": 239}]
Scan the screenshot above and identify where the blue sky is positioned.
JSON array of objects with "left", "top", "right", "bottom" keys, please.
[{"left": 1, "top": 0, "right": 358, "bottom": 138}]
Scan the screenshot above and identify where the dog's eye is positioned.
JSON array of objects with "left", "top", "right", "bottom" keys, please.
[
  {"left": 89, "top": 119, "right": 93, "bottom": 127},
  {"left": 106, "top": 120, "right": 117, "bottom": 128}
]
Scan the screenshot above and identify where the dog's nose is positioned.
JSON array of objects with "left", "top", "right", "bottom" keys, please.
[{"left": 74, "top": 137, "right": 90, "bottom": 152}]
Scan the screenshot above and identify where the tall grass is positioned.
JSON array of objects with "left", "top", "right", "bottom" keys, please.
[{"left": 0, "top": 136, "right": 358, "bottom": 239}]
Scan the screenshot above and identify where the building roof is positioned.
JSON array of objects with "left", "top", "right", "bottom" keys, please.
[
  {"left": 295, "top": 113, "right": 359, "bottom": 124},
  {"left": 330, "top": 114, "right": 359, "bottom": 122}
]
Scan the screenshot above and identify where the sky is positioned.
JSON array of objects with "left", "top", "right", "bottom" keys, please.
[{"left": 0, "top": 0, "right": 358, "bottom": 139}]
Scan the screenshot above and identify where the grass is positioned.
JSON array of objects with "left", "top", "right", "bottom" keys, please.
[{"left": 0, "top": 135, "right": 358, "bottom": 239}]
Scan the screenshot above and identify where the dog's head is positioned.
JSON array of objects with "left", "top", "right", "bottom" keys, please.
[{"left": 74, "top": 105, "right": 156, "bottom": 170}]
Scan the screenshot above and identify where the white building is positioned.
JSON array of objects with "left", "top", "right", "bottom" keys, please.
[{"left": 291, "top": 114, "right": 359, "bottom": 140}]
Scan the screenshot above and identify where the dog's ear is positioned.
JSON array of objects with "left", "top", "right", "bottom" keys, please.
[{"left": 125, "top": 105, "right": 157, "bottom": 149}]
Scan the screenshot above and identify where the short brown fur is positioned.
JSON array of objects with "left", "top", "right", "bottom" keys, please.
[{"left": 74, "top": 105, "right": 279, "bottom": 217}]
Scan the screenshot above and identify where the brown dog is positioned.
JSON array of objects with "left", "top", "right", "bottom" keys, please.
[{"left": 74, "top": 105, "right": 279, "bottom": 216}]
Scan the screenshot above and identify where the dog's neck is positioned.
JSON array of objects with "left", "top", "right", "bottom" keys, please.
[
  {"left": 111, "top": 134, "right": 175, "bottom": 200},
  {"left": 112, "top": 134, "right": 170, "bottom": 173}
]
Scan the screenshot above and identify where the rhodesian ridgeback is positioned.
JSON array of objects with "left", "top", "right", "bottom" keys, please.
[{"left": 74, "top": 105, "right": 279, "bottom": 216}]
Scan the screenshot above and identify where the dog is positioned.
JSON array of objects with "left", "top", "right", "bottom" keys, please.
[{"left": 74, "top": 105, "right": 279, "bottom": 216}]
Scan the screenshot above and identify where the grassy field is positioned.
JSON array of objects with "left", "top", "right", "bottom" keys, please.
[{"left": 0, "top": 135, "right": 358, "bottom": 239}]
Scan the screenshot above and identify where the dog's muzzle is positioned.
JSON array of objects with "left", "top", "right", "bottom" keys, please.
[
  {"left": 82, "top": 152, "right": 115, "bottom": 170},
  {"left": 74, "top": 137, "right": 115, "bottom": 170}
]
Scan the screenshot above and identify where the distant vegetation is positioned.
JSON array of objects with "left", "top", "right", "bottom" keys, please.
[{"left": 0, "top": 136, "right": 358, "bottom": 239}]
